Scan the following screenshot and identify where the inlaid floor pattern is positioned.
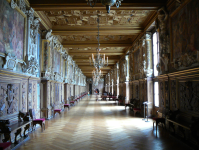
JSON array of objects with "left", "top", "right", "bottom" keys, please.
[{"left": 17, "top": 95, "right": 192, "bottom": 150}]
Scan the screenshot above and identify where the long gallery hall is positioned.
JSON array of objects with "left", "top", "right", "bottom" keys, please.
[
  {"left": 0, "top": 0, "right": 199, "bottom": 149},
  {"left": 17, "top": 95, "right": 192, "bottom": 150}
]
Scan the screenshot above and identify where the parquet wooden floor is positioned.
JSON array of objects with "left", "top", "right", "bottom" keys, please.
[{"left": 17, "top": 95, "right": 193, "bottom": 150}]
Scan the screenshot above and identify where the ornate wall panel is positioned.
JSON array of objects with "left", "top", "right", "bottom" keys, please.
[
  {"left": 171, "top": 80, "right": 177, "bottom": 110},
  {"left": 159, "top": 81, "right": 165, "bottom": 108},
  {"left": 21, "top": 81, "right": 27, "bottom": 112},
  {"left": 0, "top": 83, "right": 19, "bottom": 117},
  {"left": 165, "top": 81, "right": 169, "bottom": 108},
  {"left": 179, "top": 81, "right": 199, "bottom": 112},
  {"left": 28, "top": 83, "right": 32, "bottom": 109}
]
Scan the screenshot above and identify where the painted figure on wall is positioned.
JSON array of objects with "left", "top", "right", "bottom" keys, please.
[
  {"left": 172, "top": 0, "right": 199, "bottom": 60},
  {"left": 0, "top": 0, "right": 24, "bottom": 59}
]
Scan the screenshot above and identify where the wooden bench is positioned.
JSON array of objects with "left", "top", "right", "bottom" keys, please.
[
  {"left": 166, "top": 110, "right": 199, "bottom": 147},
  {"left": 0, "top": 112, "right": 31, "bottom": 144}
]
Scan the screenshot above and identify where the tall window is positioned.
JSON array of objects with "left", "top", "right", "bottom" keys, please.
[
  {"left": 154, "top": 82, "right": 159, "bottom": 107},
  {"left": 152, "top": 32, "right": 159, "bottom": 77}
]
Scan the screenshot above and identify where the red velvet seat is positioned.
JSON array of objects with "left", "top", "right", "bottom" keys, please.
[
  {"left": 29, "top": 109, "right": 45, "bottom": 131},
  {"left": 0, "top": 142, "right": 11, "bottom": 150},
  {"left": 54, "top": 109, "right": 62, "bottom": 116},
  {"left": 133, "top": 108, "right": 141, "bottom": 116},
  {"left": 64, "top": 104, "right": 70, "bottom": 109}
]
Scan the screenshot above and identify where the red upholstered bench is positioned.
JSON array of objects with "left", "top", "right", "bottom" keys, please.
[
  {"left": 133, "top": 108, "right": 141, "bottom": 116},
  {"left": 64, "top": 104, "right": 70, "bottom": 110},
  {"left": 0, "top": 142, "right": 11, "bottom": 150},
  {"left": 54, "top": 109, "right": 62, "bottom": 116},
  {"left": 29, "top": 109, "right": 45, "bottom": 131}
]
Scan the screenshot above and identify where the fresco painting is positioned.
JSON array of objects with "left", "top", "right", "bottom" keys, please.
[
  {"left": 0, "top": 0, "right": 24, "bottom": 60},
  {"left": 54, "top": 50, "right": 61, "bottom": 73},
  {"left": 172, "top": 0, "right": 199, "bottom": 60}
]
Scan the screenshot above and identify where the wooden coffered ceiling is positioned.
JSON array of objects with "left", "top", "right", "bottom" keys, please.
[{"left": 30, "top": 0, "right": 167, "bottom": 78}]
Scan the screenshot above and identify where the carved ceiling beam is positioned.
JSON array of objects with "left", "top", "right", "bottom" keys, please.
[
  {"left": 76, "top": 62, "right": 116, "bottom": 65},
  {"left": 69, "top": 52, "right": 123, "bottom": 56},
  {"left": 52, "top": 30, "right": 141, "bottom": 36},
  {"left": 80, "top": 66, "right": 112, "bottom": 69},
  {"left": 83, "top": 71, "right": 108, "bottom": 73},
  {"left": 53, "top": 26, "right": 142, "bottom": 31},
  {"left": 63, "top": 43, "right": 131, "bottom": 48},
  {"left": 73, "top": 58, "right": 119, "bottom": 62},
  {"left": 30, "top": 2, "right": 166, "bottom": 11}
]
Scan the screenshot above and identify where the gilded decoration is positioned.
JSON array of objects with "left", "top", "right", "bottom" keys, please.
[
  {"left": 45, "top": 10, "right": 152, "bottom": 26},
  {"left": 61, "top": 35, "right": 133, "bottom": 42}
]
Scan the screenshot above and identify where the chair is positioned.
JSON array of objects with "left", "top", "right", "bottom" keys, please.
[
  {"left": 152, "top": 110, "right": 165, "bottom": 136},
  {"left": 29, "top": 109, "right": 45, "bottom": 131},
  {"left": 64, "top": 104, "right": 70, "bottom": 110},
  {"left": 118, "top": 95, "right": 124, "bottom": 105},
  {"left": 132, "top": 99, "right": 141, "bottom": 116},
  {"left": 69, "top": 96, "right": 75, "bottom": 106},
  {"left": 125, "top": 100, "right": 131, "bottom": 110},
  {"left": 54, "top": 109, "right": 62, "bottom": 116}
]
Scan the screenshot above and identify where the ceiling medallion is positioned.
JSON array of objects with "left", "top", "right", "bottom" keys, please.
[{"left": 87, "top": 0, "right": 123, "bottom": 13}]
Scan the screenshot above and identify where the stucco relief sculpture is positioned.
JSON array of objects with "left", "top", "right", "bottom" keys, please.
[
  {"left": 2, "top": 84, "right": 19, "bottom": 115},
  {"left": 0, "top": 85, "right": 7, "bottom": 117},
  {"left": 22, "top": 57, "right": 39, "bottom": 75},
  {"left": 29, "top": 17, "right": 40, "bottom": 58},
  {"left": 158, "top": 7, "right": 170, "bottom": 73},
  {"left": 54, "top": 72, "right": 64, "bottom": 82},
  {"left": 3, "top": 53, "right": 22, "bottom": 71},
  {"left": 11, "top": 0, "right": 26, "bottom": 13},
  {"left": 45, "top": 29, "right": 54, "bottom": 41}
]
